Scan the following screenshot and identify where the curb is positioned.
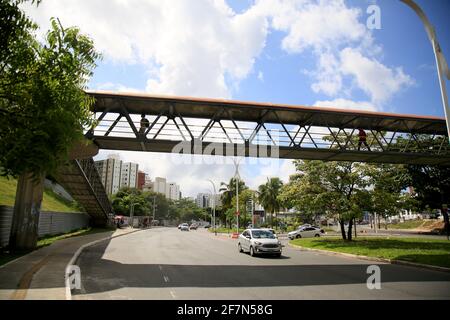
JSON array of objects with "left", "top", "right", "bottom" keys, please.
[
  {"left": 65, "top": 228, "right": 144, "bottom": 300},
  {"left": 288, "top": 242, "right": 450, "bottom": 273}
]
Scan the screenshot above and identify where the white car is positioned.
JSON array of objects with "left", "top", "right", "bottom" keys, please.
[
  {"left": 288, "top": 226, "right": 324, "bottom": 239},
  {"left": 180, "top": 223, "right": 189, "bottom": 231},
  {"left": 238, "top": 229, "right": 282, "bottom": 257}
]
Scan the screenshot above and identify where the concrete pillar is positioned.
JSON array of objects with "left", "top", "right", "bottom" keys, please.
[{"left": 9, "top": 172, "right": 44, "bottom": 250}]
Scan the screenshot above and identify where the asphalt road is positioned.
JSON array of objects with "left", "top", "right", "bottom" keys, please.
[{"left": 72, "top": 227, "right": 450, "bottom": 300}]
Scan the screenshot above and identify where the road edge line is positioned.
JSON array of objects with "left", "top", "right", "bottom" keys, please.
[
  {"left": 65, "top": 228, "right": 144, "bottom": 300},
  {"left": 288, "top": 242, "right": 450, "bottom": 273}
]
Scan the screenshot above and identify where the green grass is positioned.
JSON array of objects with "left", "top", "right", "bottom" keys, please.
[
  {"left": 387, "top": 220, "right": 436, "bottom": 230},
  {"left": 291, "top": 237, "right": 450, "bottom": 268},
  {"left": 36, "top": 226, "right": 115, "bottom": 248},
  {"left": 0, "top": 176, "right": 81, "bottom": 212},
  {"left": 209, "top": 227, "right": 246, "bottom": 234},
  {"left": 0, "top": 226, "right": 116, "bottom": 266}
]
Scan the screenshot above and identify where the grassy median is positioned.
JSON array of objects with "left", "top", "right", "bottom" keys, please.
[
  {"left": 290, "top": 237, "right": 450, "bottom": 268},
  {"left": 208, "top": 227, "right": 246, "bottom": 234}
]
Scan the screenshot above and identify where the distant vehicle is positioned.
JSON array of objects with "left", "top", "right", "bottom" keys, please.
[
  {"left": 180, "top": 223, "right": 189, "bottom": 231},
  {"left": 177, "top": 224, "right": 182, "bottom": 229},
  {"left": 261, "top": 228, "right": 277, "bottom": 237},
  {"left": 204, "top": 224, "right": 211, "bottom": 228},
  {"left": 238, "top": 228, "right": 282, "bottom": 257},
  {"left": 288, "top": 226, "right": 324, "bottom": 239},
  {"left": 190, "top": 223, "right": 198, "bottom": 230}
]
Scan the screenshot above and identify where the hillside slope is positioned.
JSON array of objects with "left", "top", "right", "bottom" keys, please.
[{"left": 0, "top": 176, "right": 82, "bottom": 212}]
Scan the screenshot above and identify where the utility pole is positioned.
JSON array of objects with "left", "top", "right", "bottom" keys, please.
[
  {"left": 233, "top": 158, "right": 241, "bottom": 235},
  {"left": 207, "top": 179, "right": 217, "bottom": 236},
  {"left": 236, "top": 174, "right": 239, "bottom": 234},
  {"left": 152, "top": 195, "right": 156, "bottom": 225}
]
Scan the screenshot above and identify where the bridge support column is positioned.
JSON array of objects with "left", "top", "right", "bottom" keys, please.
[{"left": 9, "top": 172, "right": 45, "bottom": 250}]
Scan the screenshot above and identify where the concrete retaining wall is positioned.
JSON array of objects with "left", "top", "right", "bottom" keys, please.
[{"left": 0, "top": 206, "right": 90, "bottom": 248}]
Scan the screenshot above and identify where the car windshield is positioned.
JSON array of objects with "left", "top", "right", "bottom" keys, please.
[{"left": 252, "top": 230, "right": 275, "bottom": 239}]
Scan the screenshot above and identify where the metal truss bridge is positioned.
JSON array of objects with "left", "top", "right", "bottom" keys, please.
[{"left": 85, "top": 91, "right": 450, "bottom": 166}]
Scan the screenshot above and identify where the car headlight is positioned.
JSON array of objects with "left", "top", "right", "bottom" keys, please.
[
  {"left": 278, "top": 241, "right": 281, "bottom": 245},
  {"left": 254, "top": 241, "right": 262, "bottom": 245}
]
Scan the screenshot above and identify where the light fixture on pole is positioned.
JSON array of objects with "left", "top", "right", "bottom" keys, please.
[
  {"left": 401, "top": 0, "right": 450, "bottom": 143},
  {"left": 207, "top": 179, "right": 217, "bottom": 236},
  {"left": 233, "top": 158, "right": 241, "bottom": 235}
]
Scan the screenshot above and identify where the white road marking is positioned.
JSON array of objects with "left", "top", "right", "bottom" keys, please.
[
  {"left": 164, "top": 275, "right": 170, "bottom": 282},
  {"left": 170, "top": 291, "right": 176, "bottom": 299},
  {"left": 159, "top": 265, "right": 163, "bottom": 271}
]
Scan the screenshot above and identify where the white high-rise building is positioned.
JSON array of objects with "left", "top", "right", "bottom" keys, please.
[
  {"left": 196, "top": 193, "right": 220, "bottom": 208},
  {"left": 120, "top": 162, "right": 139, "bottom": 189},
  {"left": 94, "top": 155, "right": 138, "bottom": 195},
  {"left": 95, "top": 154, "right": 122, "bottom": 195},
  {"left": 167, "top": 183, "right": 180, "bottom": 201},
  {"left": 153, "top": 177, "right": 167, "bottom": 194},
  {"left": 196, "top": 193, "right": 210, "bottom": 208}
]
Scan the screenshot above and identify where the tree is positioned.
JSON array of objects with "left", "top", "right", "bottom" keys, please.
[
  {"left": 285, "top": 160, "right": 368, "bottom": 240},
  {"left": 111, "top": 188, "right": 150, "bottom": 217},
  {"left": 172, "top": 198, "right": 207, "bottom": 222},
  {"left": 229, "top": 189, "right": 256, "bottom": 228},
  {"left": 219, "top": 177, "right": 247, "bottom": 211},
  {"left": 406, "top": 165, "right": 450, "bottom": 238},
  {"left": 279, "top": 173, "right": 314, "bottom": 223},
  {"left": 1, "top": 1, "right": 101, "bottom": 249},
  {"left": 364, "top": 164, "right": 414, "bottom": 229},
  {"left": 258, "top": 177, "right": 283, "bottom": 228}
]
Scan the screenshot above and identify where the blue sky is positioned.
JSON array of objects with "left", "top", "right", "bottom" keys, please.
[{"left": 23, "top": 0, "right": 450, "bottom": 197}]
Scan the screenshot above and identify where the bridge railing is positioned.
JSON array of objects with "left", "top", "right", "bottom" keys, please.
[
  {"left": 75, "top": 158, "right": 113, "bottom": 217},
  {"left": 89, "top": 113, "right": 449, "bottom": 155}
]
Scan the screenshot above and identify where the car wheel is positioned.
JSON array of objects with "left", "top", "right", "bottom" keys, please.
[
  {"left": 296, "top": 234, "right": 302, "bottom": 239},
  {"left": 314, "top": 234, "right": 320, "bottom": 237},
  {"left": 238, "top": 243, "right": 243, "bottom": 253},
  {"left": 250, "top": 246, "right": 255, "bottom": 257}
]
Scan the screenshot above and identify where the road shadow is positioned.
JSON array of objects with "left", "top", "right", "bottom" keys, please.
[{"left": 69, "top": 240, "right": 450, "bottom": 295}]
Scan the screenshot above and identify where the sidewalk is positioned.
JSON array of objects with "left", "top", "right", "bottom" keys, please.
[{"left": 0, "top": 227, "right": 140, "bottom": 300}]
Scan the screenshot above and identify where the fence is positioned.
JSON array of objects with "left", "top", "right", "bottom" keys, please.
[{"left": 0, "top": 206, "right": 90, "bottom": 248}]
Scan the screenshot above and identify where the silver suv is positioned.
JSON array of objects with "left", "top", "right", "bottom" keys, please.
[{"left": 238, "top": 229, "right": 282, "bottom": 257}]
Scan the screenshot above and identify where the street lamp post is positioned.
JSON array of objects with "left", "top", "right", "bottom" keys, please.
[
  {"left": 401, "top": 0, "right": 450, "bottom": 142},
  {"left": 207, "top": 179, "right": 217, "bottom": 236},
  {"left": 152, "top": 195, "right": 156, "bottom": 226},
  {"left": 233, "top": 158, "right": 241, "bottom": 235}
]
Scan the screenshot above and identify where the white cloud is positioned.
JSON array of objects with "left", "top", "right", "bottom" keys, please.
[
  {"left": 255, "top": 0, "right": 367, "bottom": 53},
  {"left": 94, "top": 82, "right": 141, "bottom": 93},
  {"left": 23, "top": 0, "right": 268, "bottom": 98},
  {"left": 23, "top": 0, "right": 413, "bottom": 105},
  {"left": 310, "top": 52, "right": 342, "bottom": 96},
  {"left": 339, "top": 47, "right": 414, "bottom": 103},
  {"left": 257, "top": 71, "right": 264, "bottom": 81},
  {"left": 314, "top": 98, "right": 378, "bottom": 112},
  {"left": 252, "top": 0, "right": 413, "bottom": 106}
]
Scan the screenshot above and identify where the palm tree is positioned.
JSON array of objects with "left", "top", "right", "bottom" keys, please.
[
  {"left": 258, "top": 177, "right": 283, "bottom": 227},
  {"left": 219, "top": 177, "right": 247, "bottom": 210}
]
